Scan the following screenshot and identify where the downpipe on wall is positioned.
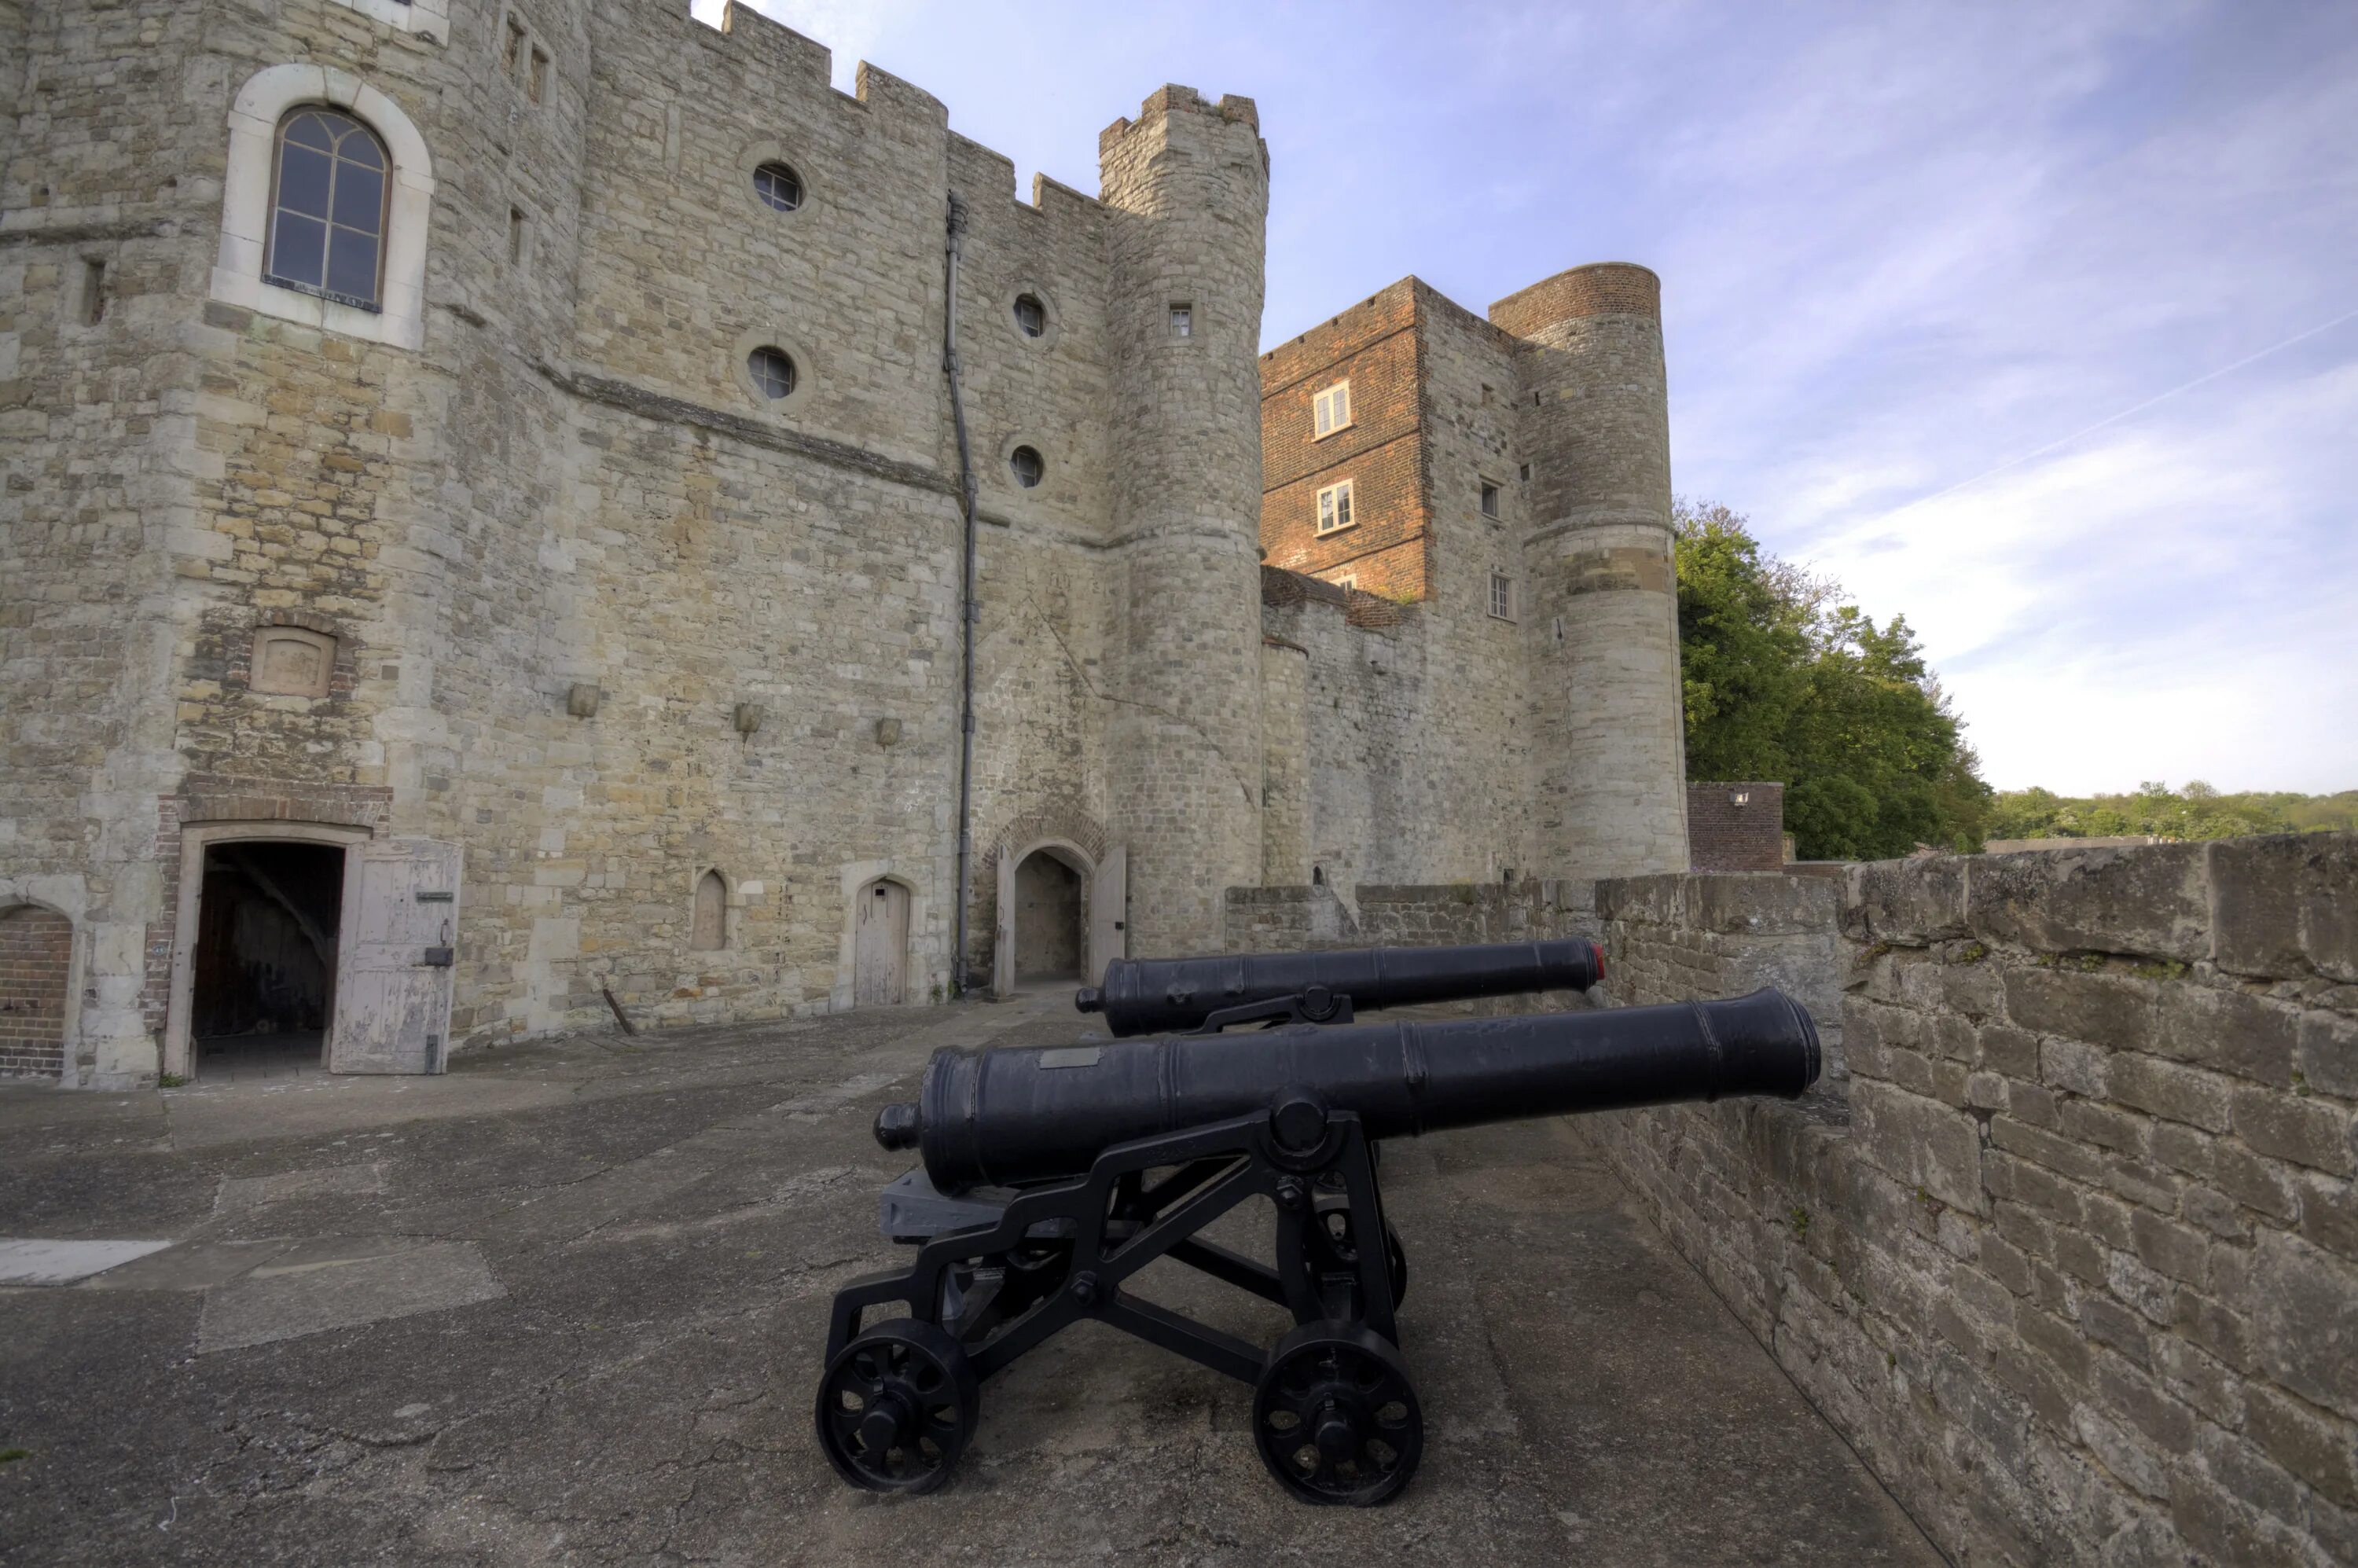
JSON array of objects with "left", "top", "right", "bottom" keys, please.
[{"left": 942, "top": 195, "right": 981, "bottom": 997}]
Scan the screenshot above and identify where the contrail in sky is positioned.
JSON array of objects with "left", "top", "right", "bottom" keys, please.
[{"left": 1896, "top": 305, "right": 2358, "bottom": 512}]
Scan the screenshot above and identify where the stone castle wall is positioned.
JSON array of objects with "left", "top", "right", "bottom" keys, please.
[
  {"left": 0, "top": 0, "right": 1272, "bottom": 1080},
  {"left": 1585, "top": 838, "right": 2358, "bottom": 1566}
]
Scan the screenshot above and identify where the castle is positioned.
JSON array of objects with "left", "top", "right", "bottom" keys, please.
[{"left": 0, "top": 0, "right": 1687, "bottom": 1087}]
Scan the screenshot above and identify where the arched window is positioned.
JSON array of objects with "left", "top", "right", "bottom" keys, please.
[
  {"left": 265, "top": 108, "right": 391, "bottom": 310},
  {"left": 691, "top": 870, "right": 726, "bottom": 951}
]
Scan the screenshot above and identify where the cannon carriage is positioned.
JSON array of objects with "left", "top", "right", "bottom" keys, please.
[{"left": 814, "top": 960, "right": 1821, "bottom": 1504}]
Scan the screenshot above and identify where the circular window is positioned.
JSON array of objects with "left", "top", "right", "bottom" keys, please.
[
  {"left": 1013, "top": 293, "right": 1046, "bottom": 338},
  {"left": 1008, "top": 446, "right": 1044, "bottom": 488},
  {"left": 753, "top": 162, "right": 803, "bottom": 213},
  {"left": 747, "top": 347, "right": 796, "bottom": 400}
]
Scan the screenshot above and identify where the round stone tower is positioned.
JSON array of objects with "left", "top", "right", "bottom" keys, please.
[
  {"left": 1096, "top": 88, "right": 1271, "bottom": 956},
  {"left": 1492, "top": 263, "right": 1691, "bottom": 879}
]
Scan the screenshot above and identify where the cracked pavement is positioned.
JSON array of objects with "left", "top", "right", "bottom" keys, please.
[{"left": 0, "top": 993, "right": 1940, "bottom": 1566}]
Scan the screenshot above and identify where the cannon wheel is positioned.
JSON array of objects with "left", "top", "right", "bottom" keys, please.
[
  {"left": 1252, "top": 1320, "right": 1423, "bottom": 1505},
  {"left": 814, "top": 1318, "right": 979, "bottom": 1494}
]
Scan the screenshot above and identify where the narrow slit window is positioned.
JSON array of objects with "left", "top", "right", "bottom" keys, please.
[
  {"left": 503, "top": 15, "right": 526, "bottom": 76},
  {"left": 507, "top": 207, "right": 528, "bottom": 266},
  {"left": 1313, "top": 381, "right": 1350, "bottom": 439},
  {"left": 1519, "top": 463, "right": 1532, "bottom": 482},
  {"left": 1489, "top": 571, "right": 1516, "bottom": 621},
  {"left": 264, "top": 107, "right": 391, "bottom": 310},
  {"left": 527, "top": 46, "right": 549, "bottom": 103},
  {"left": 1316, "top": 479, "right": 1354, "bottom": 535},
  {"left": 80, "top": 259, "right": 108, "bottom": 325}
]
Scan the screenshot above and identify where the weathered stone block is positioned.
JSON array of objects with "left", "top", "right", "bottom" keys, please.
[
  {"left": 2006, "top": 965, "right": 2158, "bottom": 1054},
  {"left": 1843, "top": 854, "right": 1965, "bottom": 944},
  {"left": 2243, "top": 1383, "right": 2358, "bottom": 1509},
  {"left": 1991, "top": 1118, "right": 2106, "bottom": 1192},
  {"left": 2253, "top": 1230, "right": 2358, "bottom": 1421},
  {"left": 2209, "top": 833, "right": 2358, "bottom": 983},
  {"left": 2230, "top": 1089, "right": 2354, "bottom": 1176},
  {"left": 1967, "top": 841, "right": 2210, "bottom": 960},
  {"left": 2297, "top": 1007, "right": 2358, "bottom": 1100},
  {"left": 2154, "top": 984, "right": 2297, "bottom": 1089},
  {"left": 2108, "top": 1056, "right": 2233, "bottom": 1133},
  {"left": 1853, "top": 1079, "right": 1988, "bottom": 1214},
  {"left": 1977, "top": 1023, "right": 2040, "bottom": 1078}
]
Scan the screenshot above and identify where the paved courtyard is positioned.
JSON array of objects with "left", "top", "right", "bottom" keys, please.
[{"left": 0, "top": 996, "right": 1939, "bottom": 1566}]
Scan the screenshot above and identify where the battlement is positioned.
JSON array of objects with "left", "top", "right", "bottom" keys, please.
[
  {"left": 1488, "top": 262, "right": 1661, "bottom": 338},
  {"left": 1099, "top": 83, "right": 1264, "bottom": 156}
]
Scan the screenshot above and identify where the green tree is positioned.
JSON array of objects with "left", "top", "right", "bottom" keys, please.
[{"left": 1673, "top": 500, "right": 1991, "bottom": 860}]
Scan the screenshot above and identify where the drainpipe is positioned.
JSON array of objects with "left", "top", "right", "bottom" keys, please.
[{"left": 942, "top": 194, "right": 981, "bottom": 997}]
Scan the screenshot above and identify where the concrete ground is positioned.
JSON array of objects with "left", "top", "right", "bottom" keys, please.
[{"left": 0, "top": 995, "right": 1941, "bottom": 1566}]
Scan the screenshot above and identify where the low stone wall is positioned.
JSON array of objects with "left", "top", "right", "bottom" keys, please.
[
  {"left": 1221, "top": 878, "right": 1596, "bottom": 953},
  {"left": 1596, "top": 872, "right": 1844, "bottom": 1078},
  {"left": 1586, "top": 836, "right": 2358, "bottom": 1566}
]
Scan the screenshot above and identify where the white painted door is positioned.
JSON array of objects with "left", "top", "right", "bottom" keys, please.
[
  {"left": 991, "top": 850, "right": 1018, "bottom": 998},
  {"left": 1089, "top": 844, "right": 1127, "bottom": 985},
  {"left": 330, "top": 839, "right": 461, "bottom": 1074},
  {"left": 854, "top": 880, "right": 909, "bottom": 1006}
]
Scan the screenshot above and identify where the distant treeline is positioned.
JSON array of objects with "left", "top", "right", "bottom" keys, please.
[
  {"left": 1671, "top": 498, "right": 2352, "bottom": 859},
  {"left": 1988, "top": 784, "right": 2358, "bottom": 843}
]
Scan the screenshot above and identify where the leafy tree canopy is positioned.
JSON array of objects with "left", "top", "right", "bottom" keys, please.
[{"left": 1673, "top": 500, "right": 1991, "bottom": 860}]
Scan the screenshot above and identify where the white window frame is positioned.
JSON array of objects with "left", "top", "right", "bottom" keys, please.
[
  {"left": 327, "top": 0, "right": 450, "bottom": 39},
  {"left": 1169, "top": 303, "right": 1194, "bottom": 339},
  {"left": 213, "top": 64, "right": 436, "bottom": 350},
  {"left": 1313, "top": 380, "right": 1352, "bottom": 439},
  {"left": 1489, "top": 571, "right": 1517, "bottom": 622},
  {"left": 1330, "top": 573, "right": 1357, "bottom": 591},
  {"left": 1315, "top": 479, "right": 1355, "bottom": 536}
]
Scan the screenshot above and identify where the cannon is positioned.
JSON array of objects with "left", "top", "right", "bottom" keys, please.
[
  {"left": 1074, "top": 937, "right": 1604, "bottom": 1034},
  {"left": 816, "top": 987, "right": 1820, "bottom": 1504}
]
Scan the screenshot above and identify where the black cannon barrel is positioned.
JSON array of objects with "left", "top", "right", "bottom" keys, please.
[
  {"left": 876, "top": 989, "right": 1819, "bottom": 1191},
  {"left": 1074, "top": 938, "right": 1603, "bottom": 1036}
]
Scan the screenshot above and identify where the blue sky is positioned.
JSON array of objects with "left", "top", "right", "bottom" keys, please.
[{"left": 700, "top": 1, "right": 2357, "bottom": 794}]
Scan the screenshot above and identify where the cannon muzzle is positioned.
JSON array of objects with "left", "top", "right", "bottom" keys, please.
[
  {"left": 878, "top": 988, "right": 1819, "bottom": 1191},
  {"left": 1074, "top": 938, "right": 1603, "bottom": 1035}
]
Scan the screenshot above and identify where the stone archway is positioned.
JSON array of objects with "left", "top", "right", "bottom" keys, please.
[{"left": 1012, "top": 846, "right": 1087, "bottom": 984}]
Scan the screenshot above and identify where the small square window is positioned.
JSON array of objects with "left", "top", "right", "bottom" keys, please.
[
  {"left": 1489, "top": 572, "right": 1516, "bottom": 622},
  {"left": 1316, "top": 479, "right": 1354, "bottom": 535},
  {"left": 1169, "top": 303, "right": 1192, "bottom": 339},
  {"left": 1331, "top": 574, "right": 1357, "bottom": 591},
  {"left": 1313, "top": 381, "right": 1351, "bottom": 439},
  {"left": 1480, "top": 481, "right": 1500, "bottom": 520},
  {"left": 1519, "top": 463, "right": 1532, "bottom": 482}
]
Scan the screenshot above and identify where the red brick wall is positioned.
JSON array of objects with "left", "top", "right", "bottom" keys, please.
[
  {"left": 1687, "top": 781, "right": 1785, "bottom": 872},
  {"left": 1259, "top": 281, "right": 1431, "bottom": 600},
  {"left": 1486, "top": 262, "right": 1661, "bottom": 337},
  {"left": 0, "top": 905, "right": 72, "bottom": 1079}
]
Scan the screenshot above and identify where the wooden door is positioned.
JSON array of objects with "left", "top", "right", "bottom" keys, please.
[
  {"left": 854, "top": 880, "right": 908, "bottom": 1007},
  {"left": 1088, "top": 844, "right": 1126, "bottom": 985},
  {"left": 991, "top": 849, "right": 1018, "bottom": 999},
  {"left": 330, "top": 839, "right": 460, "bottom": 1074}
]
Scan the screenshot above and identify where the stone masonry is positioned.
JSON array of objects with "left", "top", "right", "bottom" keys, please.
[
  {"left": 2, "top": 0, "right": 1700, "bottom": 1085},
  {"left": 1586, "top": 835, "right": 2358, "bottom": 1566}
]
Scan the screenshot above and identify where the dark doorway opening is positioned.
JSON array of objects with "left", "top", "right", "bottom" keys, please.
[
  {"left": 1013, "top": 849, "right": 1084, "bottom": 985},
  {"left": 192, "top": 841, "right": 344, "bottom": 1081}
]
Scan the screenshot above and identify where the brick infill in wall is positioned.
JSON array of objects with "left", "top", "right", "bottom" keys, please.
[
  {"left": 1587, "top": 836, "right": 2358, "bottom": 1566},
  {"left": 0, "top": 905, "right": 73, "bottom": 1079}
]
